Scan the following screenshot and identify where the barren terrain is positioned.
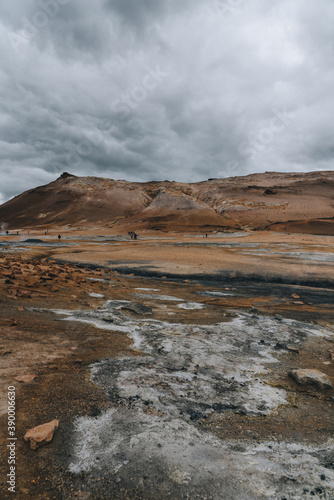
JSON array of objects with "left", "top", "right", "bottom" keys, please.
[
  {"left": 0, "top": 172, "right": 334, "bottom": 499},
  {"left": 1, "top": 170, "right": 334, "bottom": 235}
]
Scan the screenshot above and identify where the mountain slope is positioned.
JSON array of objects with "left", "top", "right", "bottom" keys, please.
[{"left": 1, "top": 171, "right": 334, "bottom": 234}]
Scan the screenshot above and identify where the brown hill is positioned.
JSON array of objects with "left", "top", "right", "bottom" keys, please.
[{"left": 1, "top": 170, "right": 334, "bottom": 234}]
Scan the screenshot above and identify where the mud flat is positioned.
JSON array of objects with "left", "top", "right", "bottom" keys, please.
[{"left": 0, "top": 239, "right": 334, "bottom": 499}]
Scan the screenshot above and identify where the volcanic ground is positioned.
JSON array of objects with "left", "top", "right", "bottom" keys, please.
[{"left": 0, "top": 230, "right": 334, "bottom": 499}]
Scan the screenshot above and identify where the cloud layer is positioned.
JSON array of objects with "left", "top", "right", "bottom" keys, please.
[{"left": 0, "top": 0, "right": 333, "bottom": 202}]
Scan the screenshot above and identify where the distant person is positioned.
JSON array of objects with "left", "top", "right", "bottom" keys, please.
[
  {"left": 6, "top": 230, "right": 8, "bottom": 235},
  {"left": 17, "top": 231, "right": 19, "bottom": 235},
  {"left": 58, "top": 235, "right": 61, "bottom": 240}
]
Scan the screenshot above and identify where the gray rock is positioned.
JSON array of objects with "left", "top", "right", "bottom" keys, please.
[{"left": 289, "top": 369, "right": 332, "bottom": 390}]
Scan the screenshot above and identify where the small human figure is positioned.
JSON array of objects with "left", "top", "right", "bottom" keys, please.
[
  {"left": 6, "top": 230, "right": 9, "bottom": 235},
  {"left": 58, "top": 235, "right": 61, "bottom": 240},
  {"left": 17, "top": 231, "right": 19, "bottom": 235}
]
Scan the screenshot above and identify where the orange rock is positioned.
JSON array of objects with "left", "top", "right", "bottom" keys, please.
[
  {"left": 24, "top": 419, "right": 59, "bottom": 450},
  {"left": 17, "top": 290, "right": 32, "bottom": 298},
  {"left": 0, "top": 349, "right": 12, "bottom": 356},
  {"left": 291, "top": 293, "right": 300, "bottom": 299},
  {"left": 2, "top": 319, "right": 17, "bottom": 327},
  {"left": 14, "top": 374, "right": 36, "bottom": 383}
]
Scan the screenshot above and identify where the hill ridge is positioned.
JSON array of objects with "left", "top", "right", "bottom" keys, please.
[{"left": 1, "top": 170, "right": 334, "bottom": 234}]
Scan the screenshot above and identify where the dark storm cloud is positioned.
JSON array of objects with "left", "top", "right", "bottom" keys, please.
[
  {"left": 103, "top": 0, "right": 196, "bottom": 32},
  {"left": 0, "top": 0, "right": 334, "bottom": 203}
]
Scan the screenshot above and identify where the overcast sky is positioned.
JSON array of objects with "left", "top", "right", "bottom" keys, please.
[{"left": 0, "top": 0, "right": 333, "bottom": 203}]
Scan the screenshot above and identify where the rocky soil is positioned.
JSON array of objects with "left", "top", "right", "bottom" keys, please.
[{"left": 0, "top": 242, "right": 334, "bottom": 499}]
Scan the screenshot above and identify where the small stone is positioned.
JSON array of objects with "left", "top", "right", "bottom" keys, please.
[
  {"left": 286, "top": 345, "right": 300, "bottom": 354},
  {"left": 289, "top": 369, "right": 332, "bottom": 390},
  {"left": 0, "top": 349, "right": 12, "bottom": 356},
  {"left": 275, "top": 342, "right": 299, "bottom": 353},
  {"left": 24, "top": 419, "right": 59, "bottom": 450},
  {"left": 291, "top": 293, "right": 300, "bottom": 299},
  {"left": 223, "top": 311, "right": 237, "bottom": 318},
  {"left": 14, "top": 374, "right": 36, "bottom": 383},
  {"left": 2, "top": 319, "right": 17, "bottom": 327},
  {"left": 275, "top": 314, "right": 283, "bottom": 321},
  {"left": 17, "top": 306, "right": 24, "bottom": 311},
  {"left": 275, "top": 342, "right": 288, "bottom": 350},
  {"left": 102, "top": 316, "right": 114, "bottom": 323}
]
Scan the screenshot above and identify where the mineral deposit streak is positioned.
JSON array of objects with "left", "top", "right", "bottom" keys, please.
[{"left": 52, "top": 299, "right": 334, "bottom": 499}]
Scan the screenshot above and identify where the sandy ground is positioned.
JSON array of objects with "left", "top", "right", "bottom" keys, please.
[
  {"left": 3, "top": 229, "right": 334, "bottom": 283},
  {"left": 0, "top": 232, "right": 334, "bottom": 499}
]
